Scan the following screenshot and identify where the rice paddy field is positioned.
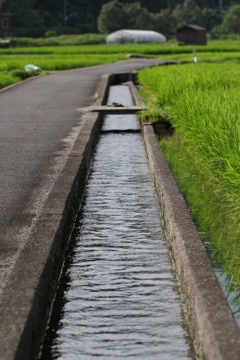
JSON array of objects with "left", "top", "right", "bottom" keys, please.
[
  {"left": 1, "top": 38, "right": 240, "bottom": 313},
  {"left": 1, "top": 39, "right": 240, "bottom": 88}
]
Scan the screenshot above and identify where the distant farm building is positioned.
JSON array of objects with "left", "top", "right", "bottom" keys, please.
[
  {"left": 106, "top": 30, "right": 166, "bottom": 44},
  {"left": 176, "top": 24, "right": 207, "bottom": 45}
]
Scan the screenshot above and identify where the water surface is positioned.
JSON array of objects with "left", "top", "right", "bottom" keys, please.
[{"left": 39, "top": 85, "right": 195, "bottom": 360}]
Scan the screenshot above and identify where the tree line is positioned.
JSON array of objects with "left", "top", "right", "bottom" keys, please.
[{"left": 1, "top": 0, "right": 240, "bottom": 38}]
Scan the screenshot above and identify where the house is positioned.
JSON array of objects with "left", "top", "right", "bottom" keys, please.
[{"left": 176, "top": 24, "right": 207, "bottom": 45}]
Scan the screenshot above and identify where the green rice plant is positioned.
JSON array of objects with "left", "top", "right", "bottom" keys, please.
[
  {"left": 1, "top": 39, "right": 240, "bottom": 57},
  {"left": 139, "top": 63, "right": 240, "bottom": 309},
  {"left": 160, "top": 51, "right": 240, "bottom": 64},
  {"left": 0, "top": 53, "right": 126, "bottom": 72},
  {"left": 0, "top": 72, "right": 20, "bottom": 88},
  {"left": 10, "top": 34, "right": 106, "bottom": 47}
]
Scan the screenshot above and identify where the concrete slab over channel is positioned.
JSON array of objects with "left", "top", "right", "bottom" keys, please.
[{"left": 90, "top": 105, "right": 146, "bottom": 114}]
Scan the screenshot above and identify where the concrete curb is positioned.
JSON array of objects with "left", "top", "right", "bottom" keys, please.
[{"left": 142, "top": 122, "right": 240, "bottom": 359}]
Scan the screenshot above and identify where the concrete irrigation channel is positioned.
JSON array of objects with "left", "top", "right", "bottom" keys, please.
[{"left": 0, "top": 60, "right": 240, "bottom": 359}]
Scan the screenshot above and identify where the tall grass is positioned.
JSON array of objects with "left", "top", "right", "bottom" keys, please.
[{"left": 139, "top": 63, "right": 240, "bottom": 305}]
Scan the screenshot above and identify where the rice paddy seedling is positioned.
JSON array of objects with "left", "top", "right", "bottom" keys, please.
[
  {"left": 0, "top": 72, "right": 19, "bottom": 88},
  {"left": 0, "top": 52, "right": 126, "bottom": 87},
  {"left": 1, "top": 39, "right": 240, "bottom": 88},
  {"left": 10, "top": 34, "right": 106, "bottom": 47},
  {"left": 1, "top": 39, "right": 240, "bottom": 57},
  {"left": 139, "top": 62, "right": 240, "bottom": 310}
]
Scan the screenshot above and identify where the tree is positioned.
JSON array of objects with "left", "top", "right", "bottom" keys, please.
[
  {"left": 154, "top": 9, "right": 177, "bottom": 36},
  {"left": 97, "top": 0, "right": 154, "bottom": 33},
  {"left": 2, "top": 0, "right": 238, "bottom": 37},
  {"left": 221, "top": 4, "right": 240, "bottom": 34},
  {"left": 173, "top": 0, "right": 204, "bottom": 29},
  {"left": 3, "top": 0, "right": 46, "bottom": 36},
  {"left": 173, "top": 4, "right": 184, "bottom": 28},
  {"left": 97, "top": 0, "right": 128, "bottom": 33},
  {"left": 201, "top": 7, "right": 221, "bottom": 31},
  {"left": 124, "top": 2, "right": 154, "bottom": 30}
]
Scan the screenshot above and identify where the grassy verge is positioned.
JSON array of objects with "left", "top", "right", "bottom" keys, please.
[{"left": 138, "top": 63, "right": 240, "bottom": 307}]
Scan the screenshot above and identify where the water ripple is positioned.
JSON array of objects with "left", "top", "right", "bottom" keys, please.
[{"left": 40, "top": 86, "right": 195, "bottom": 360}]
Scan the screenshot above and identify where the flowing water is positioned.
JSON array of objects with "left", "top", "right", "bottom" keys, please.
[{"left": 39, "top": 85, "right": 196, "bottom": 359}]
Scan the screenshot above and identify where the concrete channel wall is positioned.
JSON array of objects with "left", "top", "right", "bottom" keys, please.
[{"left": 1, "top": 71, "right": 240, "bottom": 360}]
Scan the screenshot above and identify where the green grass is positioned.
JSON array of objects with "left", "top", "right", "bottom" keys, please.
[
  {"left": 161, "top": 51, "right": 240, "bottom": 64},
  {"left": 9, "top": 34, "right": 106, "bottom": 47},
  {"left": 0, "top": 72, "right": 21, "bottom": 88},
  {"left": 138, "top": 63, "right": 240, "bottom": 307}
]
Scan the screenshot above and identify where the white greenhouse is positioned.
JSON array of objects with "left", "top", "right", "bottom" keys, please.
[{"left": 106, "top": 29, "right": 166, "bottom": 44}]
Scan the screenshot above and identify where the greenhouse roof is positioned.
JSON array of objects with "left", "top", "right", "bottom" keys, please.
[{"left": 106, "top": 29, "right": 166, "bottom": 44}]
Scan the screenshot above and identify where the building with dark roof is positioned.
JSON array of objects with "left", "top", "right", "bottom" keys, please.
[{"left": 176, "top": 24, "right": 207, "bottom": 45}]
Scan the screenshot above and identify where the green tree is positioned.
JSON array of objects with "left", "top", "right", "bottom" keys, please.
[
  {"left": 173, "top": 0, "right": 204, "bottom": 28},
  {"left": 124, "top": 2, "right": 154, "bottom": 30},
  {"left": 97, "top": 0, "right": 154, "bottom": 33},
  {"left": 154, "top": 8, "right": 177, "bottom": 36},
  {"left": 97, "top": 0, "right": 128, "bottom": 33},
  {"left": 221, "top": 4, "right": 240, "bottom": 34},
  {"left": 2, "top": 0, "right": 237, "bottom": 37},
  {"left": 201, "top": 8, "right": 220, "bottom": 31},
  {"left": 4, "top": 0, "right": 46, "bottom": 36},
  {"left": 173, "top": 4, "right": 184, "bottom": 28}
]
